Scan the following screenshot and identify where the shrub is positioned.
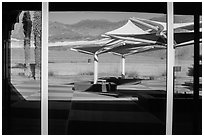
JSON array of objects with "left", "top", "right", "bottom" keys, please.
[
  {"left": 18, "top": 72, "right": 25, "bottom": 76},
  {"left": 161, "top": 71, "right": 166, "bottom": 76},
  {"left": 149, "top": 76, "right": 155, "bottom": 80},
  {"left": 126, "top": 71, "right": 139, "bottom": 78},
  {"left": 12, "top": 63, "right": 26, "bottom": 68},
  {"left": 79, "top": 71, "right": 94, "bottom": 76},
  {"left": 48, "top": 71, "right": 55, "bottom": 77},
  {"left": 187, "top": 66, "right": 193, "bottom": 76}
]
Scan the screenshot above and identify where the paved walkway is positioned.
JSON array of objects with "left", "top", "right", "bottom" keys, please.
[
  {"left": 11, "top": 75, "right": 195, "bottom": 101},
  {"left": 10, "top": 75, "right": 166, "bottom": 134},
  {"left": 11, "top": 75, "right": 141, "bottom": 101},
  {"left": 9, "top": 75, "right": 201, "bottom": 134}
]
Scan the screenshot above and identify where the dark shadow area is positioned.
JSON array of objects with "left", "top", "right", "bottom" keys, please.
[
  {"left": 48, "top": 101, "right": 71, "bottom": 135},
  {"left": 68, "top": 121, "right": 165, "bottom": 135},
  {"left": 2, "top": 2, "right": 42, "bottom": 135},
  {"left": 4, "top": 84, "right": 41, "bottom": 135},
  {"left": 47, "top": 87, "right": 167, "bottom": 134},
  {"left": 173, "top": 97, "right": 202, "bottom": 135},
  {"left": 48, "top": 87, "right": 201, "bottom": 135},
  {"left": 100, "top": 77, "right": 142, "bottom": 85},
  {"left": 66, "top": 99, "right": 166, "bottom": 135},
  {"left": 118, "top": 89, "right": 167, "bottom": 122}
]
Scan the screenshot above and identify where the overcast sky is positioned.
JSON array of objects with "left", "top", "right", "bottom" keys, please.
[{"left": 49, "top": 12, "right": 164, "bottom": 24}]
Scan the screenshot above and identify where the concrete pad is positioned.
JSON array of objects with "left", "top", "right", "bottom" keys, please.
[
  {"left": 48, "top": 92, "right": 74, "bottom": 98},
  {"left": 26, "top": 92, "right": 74, "bottom": 101},
  {"left": 71, "top": 97, "right": 137, "bottom": 101}
]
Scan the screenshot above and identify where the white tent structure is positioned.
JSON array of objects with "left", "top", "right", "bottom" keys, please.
[
  {"left": 70, "top": 17, "right": 201, "bottom": 84},
  {"left": 103, "top": 19, "right": 166, "bottom": 45},
  {"left": 100, "top": 17, "right": 202, "bottom": 79},
  {"left": 105, "top": 20, "right": 149, "bottom": 35},
  {"left": 71, "top": 19, "right": 162, "bottom": 84},
  {"left": 130, "top": 17, "right": 202, "bottom": 33},
  {"left": 102, "top": 19, "right": 167, "bottom": 78},
  {"left": 129, "top": 17, "right": 202, "bottom": 47}
]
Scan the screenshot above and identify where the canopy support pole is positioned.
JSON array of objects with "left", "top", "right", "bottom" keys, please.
[
  {"left": 121, "top": 55, "right": 125, "bottom": 79},
  {"left": 94, "top": 53, "right": 98, "bottom": 84}
]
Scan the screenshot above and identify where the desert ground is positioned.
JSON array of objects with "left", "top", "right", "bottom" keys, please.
[
  {"left": 11, "top": 46, "right": 193, "bottom": 82},
  {"left": 10, "top": 45, "right": 197, "bottom": 98}
]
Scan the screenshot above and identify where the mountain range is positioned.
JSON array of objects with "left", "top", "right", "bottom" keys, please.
[
  {"left": 48, "top": 19, "right": 126, "bottom": 42},
  {"left": 11, "top": 15, "right": 196, "bottom": 60},
  {"left": 11, "top": 15, "right": 194, "bottom": 43}
]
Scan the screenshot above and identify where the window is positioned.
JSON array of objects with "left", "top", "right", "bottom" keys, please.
[{"left": 2, "top": 2, "right": 202, "bottom": 135}]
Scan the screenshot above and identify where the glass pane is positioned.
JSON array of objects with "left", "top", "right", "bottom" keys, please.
[
  {"left": 48, "top": 3, "right": 167, "bottom": 135},
  {"left": 173, "top": 13, "right": 202, "bottom": 134},
  {"left": 2, "top": 4, "right": 42, "bottom": 134}
]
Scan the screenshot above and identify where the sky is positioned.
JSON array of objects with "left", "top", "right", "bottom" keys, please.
[{"left": 49, "top": 11, "right": 164, "bottom": 24}]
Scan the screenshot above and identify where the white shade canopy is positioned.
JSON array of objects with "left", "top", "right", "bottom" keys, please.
[
  {"left": 130, "top": 17, "right": 202, "bottom": 33},
  {"left": 70, "top": 16, "right": 201, "bottom": 85},
  {"left": 70, "top": 39, "right": 125, "bottom": 55},
  {"left": 107, "top": 44, "right": 166, "bottom": 57},
  {"left": 103, "top": 19, "right": 166, "bottom": 44},
  {"left": 105, "top": 20, "right": 149, "bottom": 36},
  {"left": 71, "top": 17, "right": 202, "bottom": 56},
  {"left": 105, "top": 18, "right": 202, "bottom": 48}
]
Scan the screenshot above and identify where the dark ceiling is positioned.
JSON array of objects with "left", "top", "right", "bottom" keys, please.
[
  {"left": 2, "top": 2, "right": 201, "bottom": 15},
  {"left": 49, "top": 2, "right": 202, "bottom": 15}
]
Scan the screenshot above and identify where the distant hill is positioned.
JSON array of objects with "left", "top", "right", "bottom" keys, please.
[
  {"left": 49, "top": 21, "right": 84, "bottom": 42},
  {"left": 12, "top": 19, "right": 126, "bottom": 42},
  {"left": 70, "top": 19, "right": 126, "bottom": 37},
  {"left": 151, "top": 15, "right": 194, "bottom": 23},
  {"left": 11, "top": 15, "right": 195, "bottom": 60},
  {"left": 49, "top": 19, "right": 126, "bottom": 42},
  {"left": 11, "top": 15, "right": 195, "bottom": 42}
]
